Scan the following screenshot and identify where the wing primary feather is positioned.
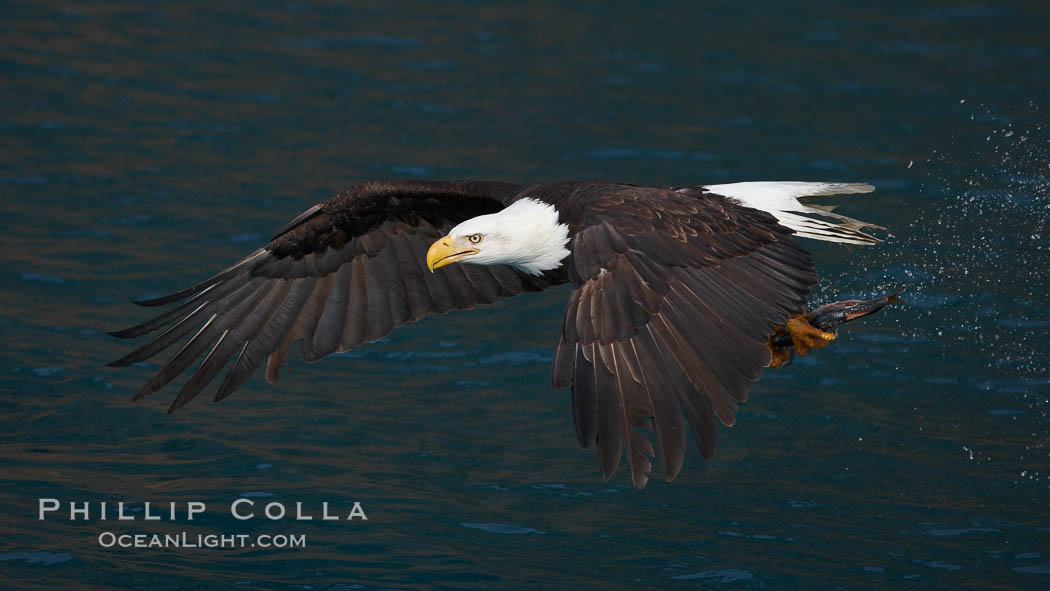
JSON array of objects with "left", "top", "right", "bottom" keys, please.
[
  {"left": 289, "top": 273, "right": 333, "bottom": 363},
  {"left": 594, "top": 344, "right": 624, "bottom": 481},
  {"left": 215, "top": 277, "right": 317, "bottom": 401},
  {"left": 310, "top": 264, "right": 351, "bottom": 357},
  {"left": 645, "top": 325, "right": 720, "bottom": 460},
  {"left": 661, "top": 292, "right": 753, "bottom": 401},
  {"left": 108, "top": 299, "right": 211, "bottom": 367},
  {"left": 606, "top": 272, "right": 636, "bottom": 342},
  {"left": 440, "top": 263, "right": 479, "bottom": 310},
  {"left": 342, "top": 255, "right": 369, "bottom": 348},
  {"left": 687, "top": 267, "right": 782, "bottom": 335},
  {"left": 110, "top": 277, "right": 244, "bottom": 339},
  {"left": 167, "top": 328, "right": 230, "bottom": 407},
  {"left": 132, "top": 249, "right": 265, "bottom": 307},
  {"left": 632, "top": 334, "right": 686, "bottom": 480},
  {"left": 459, "top": 265, "right": 501, "bottom": 305},
  {"left": 108, "top": 279, "right": 262, "bottom": 366},
  {"left": 388, "top": 231, "right": 433, "bottom": 321},
  {"left": 612, "top": 344, "right": 653, "bottom": 489},
  {"left": 485, "top": 265, "right": 527, "bottom": 298},
  {"left": 132, "top": 279, "right": 274, "bottom": 400},
  {"left": 359, "top": 249, "right": 392, "bottom": 338},
  {"left": 168, "top": 279, "right": 292, "bottom": 413},
  {"left": 669, "top": 273, "right": 768, "bottom": 367},
  {"left": 550, "top": 337, "right": 576, "bottom": 389},
  {"left": 561, "top": 288, "right": 581, "bottom": 344},
  {"left": 734, "top": 253, "right": 813, "bottom": 292},
  {"left": 132, "top": 314, "right": 218, "bottom": 401},
  {"left": 704, "top": 265, "right": 798, "bottom": 326},
  {"left": 132, "top": 277, "right": 222, "bottom": 309},
  {"left": 571, "top": 344, "right": 598, "bottom": 447},
  {"left": 653, "top": 309, "right": 740, "bottom": 425},
  {"left": 677, "top": 268, "right": 769, "bottom": 342},
  {"left": 575, "top": 287, "right": 596, "bottom": 345},
  {"left": 411, "top": 233, "right": 457, "bottom": 313},
  {"left": 750, "top": 245, "right": 817, "bottom": 276},
  {"left": 376, "top": 232, "right": 411, "bottom": 328},
  {"left": 670, "top": 277, "right": 768, "bottom": 379}
]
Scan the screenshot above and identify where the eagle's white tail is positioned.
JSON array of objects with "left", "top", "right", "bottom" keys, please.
[{"left": 701, "top": 181, "right": 883, "bottom": 245}]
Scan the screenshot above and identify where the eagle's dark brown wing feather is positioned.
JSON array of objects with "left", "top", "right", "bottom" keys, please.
[
  {"left": 551, "top": 184, "right": 817, "bottom": 488},
  {"left": 109, "top": 180, "right": 554, "bottom": 413}
]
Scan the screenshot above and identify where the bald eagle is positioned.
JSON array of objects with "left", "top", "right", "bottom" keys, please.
[{"left": 110, "top": 179, "right": 883, "bottom": 488}]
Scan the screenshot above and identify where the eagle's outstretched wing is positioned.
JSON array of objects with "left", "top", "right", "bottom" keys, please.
[
  {"left": 109, "top": 180, "right": 554, "bottom": 413},
  {"left": 550, "top": 183, "right": 818, "bottom": 488}
]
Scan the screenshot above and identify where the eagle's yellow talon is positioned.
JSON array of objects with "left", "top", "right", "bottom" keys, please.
[{"left": 785, "top": 314, "right": 836, "bottom": 356}]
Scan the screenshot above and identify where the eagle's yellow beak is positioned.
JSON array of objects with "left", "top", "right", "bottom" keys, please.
[{"left": 426, "top": 236, "right": 479, "bottom": 271}]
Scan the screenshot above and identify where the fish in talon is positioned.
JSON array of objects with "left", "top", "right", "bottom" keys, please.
[{"left": 767, "top": 291, "right": 902, "bottom": 366}]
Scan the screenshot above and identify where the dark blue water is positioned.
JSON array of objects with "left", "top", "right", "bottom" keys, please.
[{"left": 3, "top": 2, "right": 1049, "bottom": 589}]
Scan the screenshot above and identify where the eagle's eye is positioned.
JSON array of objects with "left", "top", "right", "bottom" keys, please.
[{"left": 468, "top": 233, "right": 482, "bottom": 244}]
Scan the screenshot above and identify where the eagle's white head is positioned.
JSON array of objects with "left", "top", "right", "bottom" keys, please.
[{"left": 426, "top": 198, "right": 571, "bottom": 276}]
